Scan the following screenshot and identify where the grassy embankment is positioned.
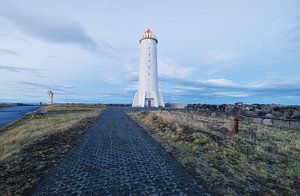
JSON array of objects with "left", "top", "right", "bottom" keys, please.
[
  {"left": 130, "top": 110, "right": 300, "bottom": 195},
  {"left": 0, "top": 104, "right": 105, "bottom": 195},
  {"left": 0, "top": 104, "right": 11, "bottom": 108}
]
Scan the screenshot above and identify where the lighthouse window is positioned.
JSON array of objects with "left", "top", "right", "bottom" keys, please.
[
  {"left": 148, "top": 66, "right": 150, "bottom": 69},
  {"left": 148, "top": 53, "right": 150, "bottom": 56},
  {"left": 148, "top": 60, "right": 150, "bottom": 62},
  {"left": 148, "top": 73, "right": 150, "bottom": 75},
  {"left": 148, "top": 47, "right": 150, "bottom": 49}
]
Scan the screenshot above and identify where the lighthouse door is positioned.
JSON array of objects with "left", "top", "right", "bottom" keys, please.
[
  {"left": 145, "top": 98, "right": 153, "bottom": 107},
  {"left": 145, "top": 98, "right": 154, "bottom": 107}
]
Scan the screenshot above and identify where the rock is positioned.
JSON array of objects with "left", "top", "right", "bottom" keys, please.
[
  {"left": 242, "top": 116, "right": 252, "bottom": 122},
  {"left": 271, "top": 111, "right": 282, "bottom": 119},
  {"left": 273, "top": 120, "right": 289, "bottom": 128},
  {"left": 262, "top": 119, "right": 273, "bottom": 126},
  {"left": 218, "top": 104, "right": 226, "bottom": 112},
  {"left": 264, "top": 113, "right": 272, "bottom": 118},
  {"left": 252, "top": 118, "right": 263, "bottom": 124},
  {"left": 244, "top": 111, "right": 256, "bottom": 116},
  {"left": 261, "top": 106, "right": 272, "bottom": 113},
  {"left": 290, "top": 111, "right": 300, "bottom": 119},
  {"left": 283, "top": 109, "right": 293, "bottom": 119},
  {"left": 273, "top": 106, "right": 285, "bottom": 113},
  {"left": 257, "top": 110, "right": 266, "bottom": 116},
  {"left": 290, "top": 121, "right": 300, "bottom": 129},
  {"left": 219, "top": 113, "right": 227, "bottom": 119},
  {"left": 210, "top": 112, "right": 217, "bottom": 117},
  {"left": 227, "top": 115, "right": 234, "bottom": 120},
  {"left": 185, "top": 104, "right": 300, "bottom": 128},
  {"left": 253, "top": 104, "right": 262, "bottom": 110},
  {"left": 225, "top": 105, "right": 235, "bottom": 112}
]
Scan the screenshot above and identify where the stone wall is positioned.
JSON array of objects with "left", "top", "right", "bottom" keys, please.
[
  {"left": 184, "top": 104, "right": 300, "bottom": 129},
  {"left": 152, "top": 110, "right": 274, "bottom": 134}
]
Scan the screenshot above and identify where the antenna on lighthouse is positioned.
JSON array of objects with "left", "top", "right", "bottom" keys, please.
[
  {"left": 47, "top": 91, "right": 54, "bottom": 105},
  {"left": 132, "top": 29, "right": 164, "bottom": 107}
]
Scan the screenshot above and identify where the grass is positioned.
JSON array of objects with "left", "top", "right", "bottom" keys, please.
[
  {"left": 0, "top": 104, "right": 103, "bottom": 161},
  {"left": 130, "top": 110, "right": 300, "bottom": 195},
  {"left": 0, "top": 104, "right": 11, "bottom": 108},
  {"left": 0, "top": 104, "right": 105, "bottom": 195}
]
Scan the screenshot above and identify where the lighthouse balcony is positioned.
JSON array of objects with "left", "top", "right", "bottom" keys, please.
[{"left": 139, "top": 36, "right": 158, "bottom": 43}]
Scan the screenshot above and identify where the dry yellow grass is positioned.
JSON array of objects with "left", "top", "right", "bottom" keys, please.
[
  {"left": 0, "top": 104, "right": 104, "bottom": 162},
  {"left": 0, "top": 104, "right": 105, "bottom": 195},
  {"left": 130, "top": 110, "right": 300, "bottom": 195},
  {"left": 0, "top": 104, "right": 10, "bottom": 108}
]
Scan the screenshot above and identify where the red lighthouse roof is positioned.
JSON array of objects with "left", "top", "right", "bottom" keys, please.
[
  {"left": 140, "top": 29, "right": 158, "bottom": 43},
  {"left": 144, "top": 29, "right": 153, "bottom": 37}
]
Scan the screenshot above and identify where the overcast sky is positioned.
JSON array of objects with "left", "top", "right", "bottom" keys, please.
[{"left": 0, "top": 0, "right": 299, "bottom": 104}]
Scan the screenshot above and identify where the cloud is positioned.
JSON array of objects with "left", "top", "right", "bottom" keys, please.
[
  {"left": 0, "top": 81, "right": 84, "bottom": 102},
  {"left": 123, "top": 83, "right": 137, "bottom": 93},
  {"left": 0, "top": 48, "right": 21, "bottom": 56},
  {"left": 275, "top": 2, "right": 300, "bottom": 44},
  {"left": 122, "top": 58, "right": 195, "bottom": 83},
  {"left": 0, "top": 3, "right": 114, "bottom": 56},
  {"left": 287, "top": 17, "right": 300, "bottom": 42},
  {"left": 102, "top": 74, "right": 121, "bottom": 84},
  {"left": 278, "top": 14, "right": 300, "bottom": 43},
  {"left": 161, "top": 76, "right": 241, "bottom": 90},
  {"left": 160, "top": 72, "right": 300, "bottom": 102},
  {"left": 118, "top": 56, "right": 300, "bottom": 104},
  {"left": 203, "top": 49, "right": 240, "bottom": 64},
  {"left": 14, "top": 81, "right": 75, "bottom": 94},
  {"left": 122, "top": 63, "right": 139, "bottom": 82},
  {"left": 0, "top": 65, "right": 45, "bottom": 73},
  {"left": 159, "top": 59, "right": 195, "bottom": 79},
  {"left": 204, "top": 68, "right": 220, "bottom": 75}
]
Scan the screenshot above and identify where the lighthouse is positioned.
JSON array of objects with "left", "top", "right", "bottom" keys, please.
[
  {"left": 47, "top": 91, "right": 54, "bottom": 105},
  {"left": 132, "top": 29, "right": 164, "bottom": 107}
]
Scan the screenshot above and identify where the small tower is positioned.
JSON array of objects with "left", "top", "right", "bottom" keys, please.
[
  {"left": 47, "top": 91, "right": 54, "bottom": 105},
  {"left": 132, "top": 29, "right": 164, "bottom": 107}
]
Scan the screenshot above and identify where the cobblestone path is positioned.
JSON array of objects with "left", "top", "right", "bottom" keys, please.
[{"left": 34, "top": 107, "right": 207, "bottom": 195}]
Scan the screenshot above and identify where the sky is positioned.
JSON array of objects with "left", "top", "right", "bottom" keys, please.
[{"left": 0, "top": 0, "right": 300, "bottom": 105}]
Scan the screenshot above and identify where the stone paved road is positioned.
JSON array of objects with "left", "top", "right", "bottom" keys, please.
[{"left": 34, "top": 107, "right": 207, "bottom": 195}]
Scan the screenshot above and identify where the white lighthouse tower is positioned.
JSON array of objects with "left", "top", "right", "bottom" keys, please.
[
  {"left": 47, "top": 91, "right": 54, "bottom": 105},
  {"left": 132, "top": 29, "right": 164, "bottom": 107}
]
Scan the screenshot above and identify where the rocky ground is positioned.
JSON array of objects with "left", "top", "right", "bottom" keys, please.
[
  {"left": 130, "top": 110, "right": 300, "bottom": 195},
  {"left": 186, "top": 103, "right": 300, "bottom": 120},
  {"left": 184, "top": 104, "right": 300, "bottom": 129},
  {"left": 0, "top": 104, "right": 104, "bottom": 195}
]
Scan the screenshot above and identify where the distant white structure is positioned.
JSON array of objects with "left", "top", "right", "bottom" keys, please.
[
  {"left": 47, "top": 91, "right": 54, "bottom": 105},
  {"left": 132, "top": 29, "right": 164, "bottom": 107}
]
